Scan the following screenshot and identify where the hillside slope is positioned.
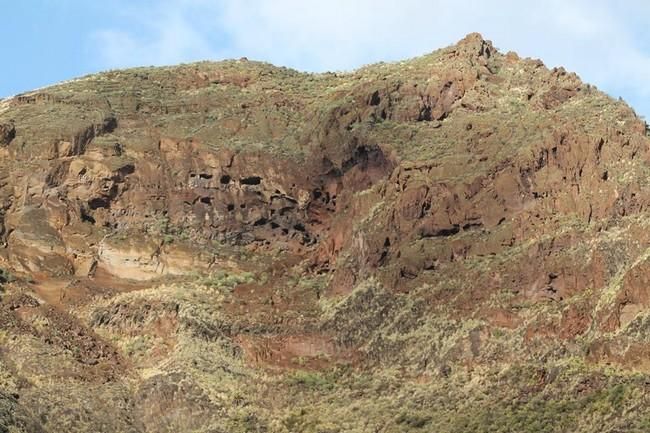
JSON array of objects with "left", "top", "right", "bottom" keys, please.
[{"left": 1, "top": 33, "right": 650, "bottom": 432}]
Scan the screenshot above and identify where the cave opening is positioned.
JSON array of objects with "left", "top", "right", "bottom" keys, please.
[{"left": 240, "top": 176, "right": 262, "bottom": 185}]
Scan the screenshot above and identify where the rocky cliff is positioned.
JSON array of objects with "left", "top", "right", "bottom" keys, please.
[{"left": 1, "top": 33, "right": 650, "bottom": 432}]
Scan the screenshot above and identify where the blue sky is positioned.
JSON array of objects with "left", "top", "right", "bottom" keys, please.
[{"left": 2, "top": 0, "right": 649, "bottom": 118}]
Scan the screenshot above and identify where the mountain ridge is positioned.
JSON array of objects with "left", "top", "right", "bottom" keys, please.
[{"left": 1, "top": 33, "right": 650, "bottom": 432}]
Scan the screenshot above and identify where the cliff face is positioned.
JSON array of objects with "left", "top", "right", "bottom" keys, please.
[{"left": 1, "top": 34, "right": 650, "bottom": 432}]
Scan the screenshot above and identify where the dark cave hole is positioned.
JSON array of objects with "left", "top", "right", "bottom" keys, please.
[
  {"left": 81, "top": 212, "right": 96, "bottom": 225},
  {"left": 253, "top": 217, "right": 268, "bottom": 226},
  {"left": 88, "top": 197, "right": 110, "bottom": 210},
  {"left": 240, "top": 176, "right": 262, "bottom": 185},
  {"left": 369, "top": 90, "right": 381, "bottom": 106}
]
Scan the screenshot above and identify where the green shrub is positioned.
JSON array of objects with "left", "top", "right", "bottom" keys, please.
[
  {"left": 395, "top": 412, "right": 432, "bottom": 429},
  {"left": 0, "top": 268, "right": 14, "bottom": 286},
  {"left": 286, "top": 371, "right": 334, "bottom": 391}
]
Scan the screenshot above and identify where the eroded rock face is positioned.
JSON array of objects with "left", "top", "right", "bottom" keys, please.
[
  {"left": 0, "top": 34, "right": 647, "bottom": 306},
  {"left": 0, "top": 33, "right": 647, "bottom": 329}
]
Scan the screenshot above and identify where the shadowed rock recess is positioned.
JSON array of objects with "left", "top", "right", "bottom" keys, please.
[{"left": 1, "top": 33, "right": 650, "bottom": 432}]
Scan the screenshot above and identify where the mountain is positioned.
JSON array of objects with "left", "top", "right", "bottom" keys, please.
[{"left": 1, "top": 33, "right": 650, "bottom": 432}]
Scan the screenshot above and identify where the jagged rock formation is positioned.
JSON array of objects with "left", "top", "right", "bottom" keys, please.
[{"left": 1, "top": 34, "right": 650, "bottom": 432}]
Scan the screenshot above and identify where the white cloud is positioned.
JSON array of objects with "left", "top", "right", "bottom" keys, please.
[
  {"left": 92, "top": 0, "right": 218, "bottom": 68},
  {"left": 89, "top": 0, "right": 650, "bottom": 116}
]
